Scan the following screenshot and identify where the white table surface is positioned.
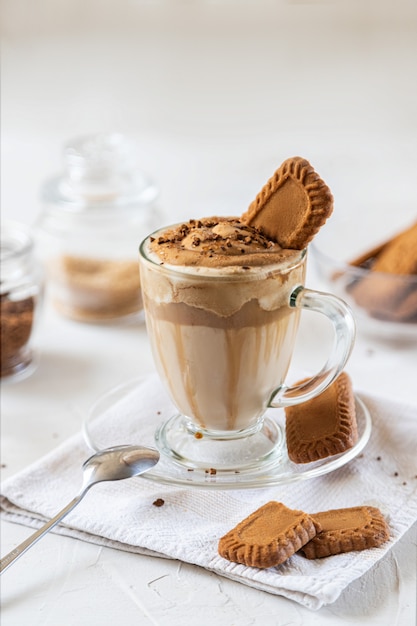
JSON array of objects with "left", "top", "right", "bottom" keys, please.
[{"left": 1, "top": 2, "right": 417, "bottom": 624}]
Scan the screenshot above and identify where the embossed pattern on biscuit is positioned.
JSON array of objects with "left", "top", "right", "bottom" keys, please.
[
  {"left": 285, "top": 371, "right": 358, "bottom": 464},
  {"left": 300, "top": 506, "right": 390, "bottom": 559},
  {"left": 241, "top": 156, "right": 333, "bottom": 250},
  {"left": 218, "top": 501, "right": 321, "bottom": 569}
]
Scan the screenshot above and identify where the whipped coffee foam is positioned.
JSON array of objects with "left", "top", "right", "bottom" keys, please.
[
  {"left": 147, "top": 217, "right": 296, "bottom": 268},
  {"left": 141, "top": 217, "right": 305, "bottom": 318}
]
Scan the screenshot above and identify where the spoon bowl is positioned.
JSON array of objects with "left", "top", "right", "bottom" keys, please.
[
  {"left": 0, "top": 444, "right": 160, "bottom": 574},
  {"left": 81, "top": 445, "right": 160, "bottom": 486}
]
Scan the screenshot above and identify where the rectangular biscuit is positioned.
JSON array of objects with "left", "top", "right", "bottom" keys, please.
[
  {"left": 350, "top": 275, "right": 417, "bottom": 322},
  {"left": 348, "top": 222, "right": 417, "bottom": 322},
  {"left": 300, "top": 506, "right": 390, "bottom": 559},
  {"left": 371, "top": 222, "right": 417, "bottom": 275},
  {"left": 218, "top": 501, "right": 321, "bottom": 569},
  {"left": 285, "top": 371, "right": 358, "bottom": 464},
  {"left": 348, "top": 221, "right": 417, "bottom": 274}
]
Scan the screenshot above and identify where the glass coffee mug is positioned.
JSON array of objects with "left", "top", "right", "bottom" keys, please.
[{"left": 139, "top": 231, "right": 355, "bottom": 472}]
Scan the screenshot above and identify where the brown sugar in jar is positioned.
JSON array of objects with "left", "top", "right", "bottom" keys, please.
[
  {"left": 34, "top": 133, "right": 162, "bottom": 323},
  {"left": 49, "top": 256, "right": 142, "bottom": 322}
]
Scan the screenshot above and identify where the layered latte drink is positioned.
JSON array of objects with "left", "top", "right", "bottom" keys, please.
[
  {"left": 139, "top": 157, "right": 356, "bottom": 471},
  {"left": 139, "top": 217, "right": 305, "bottom": 433}
]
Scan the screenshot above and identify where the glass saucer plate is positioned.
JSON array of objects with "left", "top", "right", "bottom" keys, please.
[{"left": 83, "top": 377, "right": 372, "bottom": 490}]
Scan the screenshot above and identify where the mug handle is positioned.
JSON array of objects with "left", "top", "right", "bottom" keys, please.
[{"left": 268, "top": 286, "right": 356, "bottom": 408}]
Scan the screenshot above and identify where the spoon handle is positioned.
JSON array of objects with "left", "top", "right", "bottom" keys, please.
[{"left": 0, "top": 493, "right": 85, "bottom": 574}]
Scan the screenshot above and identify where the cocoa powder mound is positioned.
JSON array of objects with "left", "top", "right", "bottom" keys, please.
[{"left": 0, "top": 295, "right": 34, "bottom": 377}]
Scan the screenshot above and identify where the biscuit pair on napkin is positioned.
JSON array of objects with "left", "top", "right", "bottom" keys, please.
[{"left": 218, "top": 501, "right": 390, "bottom": 569}]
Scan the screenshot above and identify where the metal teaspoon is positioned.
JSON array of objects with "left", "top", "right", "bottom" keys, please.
[{"left": 0, "top": 444, "right": 160, "bottom": 573}]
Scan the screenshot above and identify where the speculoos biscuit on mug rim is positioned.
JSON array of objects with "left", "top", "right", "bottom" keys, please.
[
  {"left": 241, "top": 156, "right": 333, "bottom": 250},
  {"left": 218, "top": 501, "right": 321, "bottom": 569}
]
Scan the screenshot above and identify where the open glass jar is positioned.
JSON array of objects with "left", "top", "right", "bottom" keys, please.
[
  {"left": 35, "top": 133, "right": 162, "bottom": 323},
  {"left": 1, "top": 221, "right": 44, "bottom": 381}
]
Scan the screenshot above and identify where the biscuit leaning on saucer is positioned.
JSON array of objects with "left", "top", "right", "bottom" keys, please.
[
  {"left": 285, "top": 371, "right": 358, "bottom": 464},
  {"left": 241, "top": 156, "right": 334, "bottom": 249}
]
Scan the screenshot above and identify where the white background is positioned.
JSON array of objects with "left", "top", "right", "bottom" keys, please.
[{"left": 1, "top": 1, "right": 416, "bottom": 624}]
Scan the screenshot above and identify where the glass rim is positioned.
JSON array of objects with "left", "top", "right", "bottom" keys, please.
[{"left": 139, "top": 224, "right": 307, "bottom": 282}]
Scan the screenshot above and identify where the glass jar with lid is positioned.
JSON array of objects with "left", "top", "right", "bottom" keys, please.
[
  {"left": 35, "top": 133, "right": 162, "bottom": 323},
  {"left": 1, "top": 221, "right": 44, "bottom": 381}
]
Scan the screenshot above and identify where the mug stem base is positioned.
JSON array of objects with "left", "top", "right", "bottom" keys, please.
[{"left": 155, "top": 414, "right": 285, "bottom": 472}]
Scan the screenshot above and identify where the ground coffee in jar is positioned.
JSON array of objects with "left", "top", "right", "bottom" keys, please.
[{"left": 0, "top": 222, "right": 43, "bottom": 381}]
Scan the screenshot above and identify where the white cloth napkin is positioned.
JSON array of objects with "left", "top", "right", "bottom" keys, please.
[{"left": 1, "top": 373, "right": 417, "bottom": 610}]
